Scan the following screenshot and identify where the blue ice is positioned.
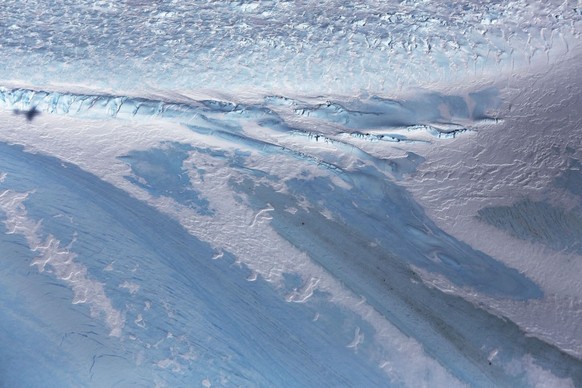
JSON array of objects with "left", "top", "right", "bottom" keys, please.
[
  {"left": 227, "top": 158, "right": 581, "bottom": 387},
  {"left": 120, "top": 142, "right": 214, "bottom": 215},
  {"left": 478, "top": 199, "right": 582, "bottom": 255},
  {"left": 0, "top": 142, "right": 391, "bottom": 387}
]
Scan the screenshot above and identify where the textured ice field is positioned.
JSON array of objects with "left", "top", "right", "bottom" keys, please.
[{"left": 0, "top": 1, "right": 581, "bottom": 387}]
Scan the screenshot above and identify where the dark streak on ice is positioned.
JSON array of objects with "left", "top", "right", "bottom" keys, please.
[
  {"left": 231, "top": 171, "right": 582, "bottom": 387},
  {"left": 0, "top": 142, "right": 390, "bottom": 387},
  {"left": 478, "top": 199, "right": 582, "bottom": 255}
]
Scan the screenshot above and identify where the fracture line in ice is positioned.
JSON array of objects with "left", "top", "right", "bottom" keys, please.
[{"left": 0, "top": 86, "right": 482, "bottom": 145}]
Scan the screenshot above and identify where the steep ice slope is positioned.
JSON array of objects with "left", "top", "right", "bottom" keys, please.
[{"left": 0, "top": 0, "right": 581, "bottom": 386}]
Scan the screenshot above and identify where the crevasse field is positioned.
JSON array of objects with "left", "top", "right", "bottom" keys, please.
[{"left": 0, "top": 1, "right": 581, "bottom": 387}]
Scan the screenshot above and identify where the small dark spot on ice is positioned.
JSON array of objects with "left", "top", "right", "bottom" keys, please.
[{"left": 13, "top": 106, "right": 41, "bottom": 121}]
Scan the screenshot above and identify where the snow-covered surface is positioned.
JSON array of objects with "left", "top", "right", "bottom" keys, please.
[
  {"left": 0, "top": 0, "right": 581, "bottom": 387},
  {"left": 1, "top": 0, "right": 580, "bottom": 96}
]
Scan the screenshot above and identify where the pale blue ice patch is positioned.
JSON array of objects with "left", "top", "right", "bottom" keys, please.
[
  {"left": 303, "top": 167, "right": 541, "bottom": 298},
  {"left": 477, "top": 199, "right": 582, "bottom": 255},
  {"left": 468, "top": 87, "right": 501, "bottom": 120},
  {"left": 0, "top": 222, "right": 75, "bottom": 387},
  {"left": 120, "top": 142, "right": 214, "bottom": 215},
  {"left": 228, "top": 169, "right": 582, "bottom": 387},
  {"left": 386, "top": 152, "right": 426, "bottom": 180},
  {"left": 555, "top": 157, "right": 582, "bottom": 198},
  {"left": 0, "top": 142, "right": 391, "bottom": 387},
  {"left": 233, "top": 166, "right": 541, "bottom": 300}
]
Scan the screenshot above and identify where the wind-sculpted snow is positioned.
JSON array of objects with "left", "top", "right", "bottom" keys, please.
[
  {"left": 1, "top": 69, "right": 582, "bottom": 385},
  {"left": 0, "top": 0, "right": 579, "bottom": 94},
  {"left": 0, "top": 143, "right": 394, "bottom": 386},
  {"left": 1, "top": 0, "right": 581, "bottom": 386},
  {"left": 1, "top": 126, "right": 580, "bottom": 387}
]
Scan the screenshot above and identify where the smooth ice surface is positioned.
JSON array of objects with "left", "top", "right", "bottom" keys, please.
[
  {"left": 120, "top": 142, "right": 214, "bottom": 215},
  {"left": 0, "top": 0, "right": 581, "bottom": 387},
  {"left": 478, "top": 199, "right": 582, "bottom": 255}
]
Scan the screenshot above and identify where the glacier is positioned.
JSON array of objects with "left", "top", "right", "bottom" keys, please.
[{"left": 1, "top": 0, "right": 582, "bottom": 387}]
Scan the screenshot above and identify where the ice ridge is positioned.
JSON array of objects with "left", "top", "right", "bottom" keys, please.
[{"left": 0, "top": 86, "right": 498, "bottom": 144}]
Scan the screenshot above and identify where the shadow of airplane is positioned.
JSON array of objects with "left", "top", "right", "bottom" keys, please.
[{"left": 13, "top": 106, "right": 41, "bottom": 121}]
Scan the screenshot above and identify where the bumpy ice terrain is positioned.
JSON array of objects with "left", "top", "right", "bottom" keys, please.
[{"left": 0, "top": 0, "right": 581, "bottom": 386}]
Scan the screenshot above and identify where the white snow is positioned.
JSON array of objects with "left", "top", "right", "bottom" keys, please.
[
  {"left": 0, "top": 0, "right": 581, "bottom": 385},
  {"left": 402, "top": 49, "right": 582, "bottom": 359},
  {"left": 0, "top": 189, "right": 124, "bottom": 337},
  {"left": 0, "top": 105, "right": 465, "bottom": 387}
]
